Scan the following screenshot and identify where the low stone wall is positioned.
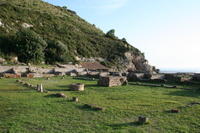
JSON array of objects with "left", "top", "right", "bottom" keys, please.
[
  {"left": 164, "top": 74, "right": 193, "bottom": 82},
  {"left": 3, "top": 73, "right": 21, "bottom": 78},
  {"left": 25, "top": 73, "right": 55, "bottom": 78},
  {"left": 87, "top": 71, "right": 100, "bottom": 78},
  {"left": 127, "top": 72, "right": 195, "bottom": 83},
  {"left": 99, "top": 72, "right": 109, "bottom": 77},
  {"left": 151, "top": 74, "right": 165, "bottom": 80},
  {"left": 127, "top": 72, "right": 145, "bottom": 81},
  {"left": 0, "top": 66, "right": 27, "bottom": 73},
  {"left": 0, "top": 65, "right": 87, "bottom": 78},
  {"left": 164, "top": 74, "right": 180, "bottom": 82},
  {"left": 180, "top": 77, "right": 192, "bottom": 82},
  {"left": 77, "top": 71, "right": 88, "bottom": 76},
  {"left": 192, "top": 74, "right": 200, "bottom": 81}
]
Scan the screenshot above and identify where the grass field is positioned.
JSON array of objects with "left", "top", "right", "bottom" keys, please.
[{"left": 0, "top": 76, "right": 200, "bottom": 133}]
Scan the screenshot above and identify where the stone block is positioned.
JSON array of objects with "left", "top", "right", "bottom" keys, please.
[
  {"left": 98, "top": 76, "right": 127, "bottom": 87},
  {"left": 70, "top": 83, "right": 85, "bottom": 91}
]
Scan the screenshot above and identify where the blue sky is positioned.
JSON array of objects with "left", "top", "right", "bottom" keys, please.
[{"left": 44, "top": 0, "right": 200, "bottom": 71}]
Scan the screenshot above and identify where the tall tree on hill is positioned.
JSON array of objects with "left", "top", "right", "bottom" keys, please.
[
  {"left": 106, "top": 29, "right": 116, "bottom": 39},
  {"left": 15, "top": 29, "right": 47, "bottom": 64},
  {"left": 45, "top": 40, "right": 69, "bottom": 64}
]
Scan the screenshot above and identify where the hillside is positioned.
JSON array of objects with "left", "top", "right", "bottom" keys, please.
[{"left": 0, "top": 0, "right": 155, "bottom": 72}]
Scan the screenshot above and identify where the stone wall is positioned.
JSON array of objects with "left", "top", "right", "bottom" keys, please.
[
  {"left": 163, "top": 74, "right": 194, "bottom": 82},
  {"left": 25, "top": 73, "right": 55, "bottom": 78},
  {"left": 127, "top": 72, "right": 145, "bottom": 81},
  {"left": 0, "top": 65, "right": 86, "bottom": 78},
  {"left": 3, "top": 73, "right": 21, "bottom": 78},
  {"left": 0, "top": 66, "right": 27, "bottom": 73},
  {"left": 192, "top": 74, "right": 200, "bottom": 81},
  {"left": 127, "top": 72, "right": 194, "bottom": 83},
  {"left": 151, "top": 74, "right": 165, "bottom": 80}
]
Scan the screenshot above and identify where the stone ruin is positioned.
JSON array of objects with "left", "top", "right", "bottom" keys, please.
[
  {"left": 127, "top": 71, "right": 195, "bottom": 83},
  {"left": 70, "top": 83, "right": 85, "bottom": 91},
  {"left": 192, "top": 74, "right": 200, "bottom": 81},
  {"left": 0, "top": 64, "right": 108, "bottom": 78},
  {"left": 37, "top": 84, "right": 44, "bottom": 92},
  {"left": 127, "top": 72, "right": 145, "bottom": 81},
  {"left": 138, "top": 116, "right": 149, "bottom": 124},
  {"left": 98, "top": 76, "right": 128, "bottom": 87},
  {"left": 72, "top": 97, "right": 79, "bottom": 102}
]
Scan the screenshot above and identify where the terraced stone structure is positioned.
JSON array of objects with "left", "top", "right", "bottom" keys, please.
[{"left": 98, "top": 76, "right": 127, "bottom": 87}]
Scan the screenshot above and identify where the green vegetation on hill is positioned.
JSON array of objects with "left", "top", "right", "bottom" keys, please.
[
  {"left": 15, "top": 29, "right": 47, "bottom": 64},
  {"left": 0, "top": 0, "right": 142, "bottom": 66},
  {"left": 1, "top": 77, "right": 200, "bottom": 132}
]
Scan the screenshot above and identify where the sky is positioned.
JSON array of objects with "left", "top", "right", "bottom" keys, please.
[{"left": 44, "top": 0, "right": 200, "bottom": 71}]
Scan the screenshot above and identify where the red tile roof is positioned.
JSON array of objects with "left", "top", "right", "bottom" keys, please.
[{"left": 80, "top": 62, "right": 109, "bottom": 70}]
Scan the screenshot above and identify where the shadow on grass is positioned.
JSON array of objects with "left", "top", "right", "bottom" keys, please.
[
  {"left": 47, "top": 84, "right": 100, "bottom": 91},
  {"left": 76, "top": 104, "right": 105, "bottom": 112},
  {"left": 130, "top": 80, "right": 200, "bottom": 88},
  {"left": 108, "top": 122, "right": 144, "bottom": 129},
  {"left": 168, "top": 89, "right": 200, "bottom": 98},
  {"left": 44, "top": 94, "right": 61, "bottom": 98},
  {"left": 46, "top": 89, "right": 70, "bottom": 92},
  {"left": 76, "top": 104, "right": 94, "bottom": 112},
  {"left": 0, "top": 89, "right": 34, "bottom": 92},
  {"left": 44, "top": 94, "right": 68, "bottom": 99},
  {"left": 46, "top": 85, "right": 70, "bottom": 92},
  {"left": 129, "top": 82, "right": 162, "bottom": 88},
  {"left": 85, "top": 84, "right": 100, "bottom": 88}
]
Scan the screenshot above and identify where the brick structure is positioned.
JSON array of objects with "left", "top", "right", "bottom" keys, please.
[
  {"left": 80, "top": 62, "right": 109, "bottom": 71},
  {"left": 3, "top": 73, "right": 21, "bottom": 78},
  {"left": 98, "top": 76, "right": 127, "bottom": 87}
]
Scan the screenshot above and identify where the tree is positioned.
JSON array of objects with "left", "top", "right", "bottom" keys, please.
[
  {"left": 0, "top": 35, "right": 15, "bottom": 55},
  {"left": 45, "top": 40, "right": 68, "bottom": 64},
  {"left": 63, "top": 6, "right": 67, "bottom": 10},
  {"left": 15, "top": 29, "right": 47, "bottom": 64},
  {"left": 122, "top": 38, "right": 127, "bottom": 43},
  {"left": 106, "top": 29, "right": 116, "bottom": 39}
]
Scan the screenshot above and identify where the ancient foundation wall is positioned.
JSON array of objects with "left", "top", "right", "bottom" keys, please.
[{"left": 98, "top": 76, "right": 127, "bottom": 87}]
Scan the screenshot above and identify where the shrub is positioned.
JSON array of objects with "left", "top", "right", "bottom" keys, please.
[
  {"left": 15, "top": 28, "right": 47, "bottom": 64},
  {"left": 0, "top": 35, "right": 15, "bottom": 55},
  {"left": 122, "top": 38, "right": 127, "bottom": 43},
  {"left": 45, "top": 40, "right": 69, "bottom": 64},
  {"left": 105, "top": 29, "right": 116, "bottom": 39},
  {"left": 62, "top": 6, "right": 67, "bottom": 10}
]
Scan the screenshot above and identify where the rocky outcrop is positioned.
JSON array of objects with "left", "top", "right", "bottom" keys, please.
[
  {"left": 21, "top": 23, "right": 33, "bottom": 28},
  {"left": 119, "top": 52, "right": 156, "bottom": 73}
]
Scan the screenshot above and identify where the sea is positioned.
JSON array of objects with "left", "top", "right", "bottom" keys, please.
[{"left": 160, "top": 69, "right": 200, "bottom": 74}]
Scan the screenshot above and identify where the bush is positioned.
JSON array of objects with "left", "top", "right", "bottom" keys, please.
[
  {"left": 15, "top": 28, "right": 47, "bottom": 64},
  {"left": 45, "top": 40, "right": 69, "bottom": 64},
  {"left": 62, "top": 6, "right": 67, "bottom": 10},
  {"left": 105, "top": 29, "right": 116, "bottom": 39},
  {"left": 0, "top": 35, "right": 15, "bottom": 55},
  {"left": 122, "top": 38, "right": 127, "bottom": 43}
]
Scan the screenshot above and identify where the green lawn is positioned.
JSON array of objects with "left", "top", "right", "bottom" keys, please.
[{"left": 0, "top": 77, "right": 200, "bottom": 133}]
